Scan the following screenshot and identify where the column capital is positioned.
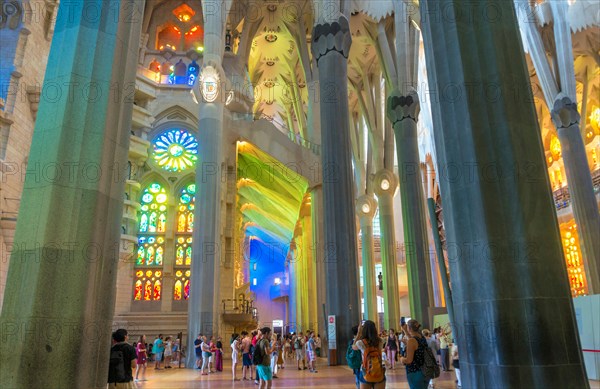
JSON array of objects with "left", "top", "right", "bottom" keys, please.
[
  {"left": 386, "top": 89, "right": 420, "bottom": 125},
  {"left": 311, "top": 15, "right": 352, "bottom": 65},
  {"left": 551, "top": 94, "right": 580, "bottom": 129},
  {"left": 356, "top": 194, "right": 378, "bottom": 220},
  {"left": 372, "top": 169, "right": 398, "bottom": 197}
]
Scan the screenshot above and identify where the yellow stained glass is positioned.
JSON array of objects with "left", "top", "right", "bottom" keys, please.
[
  {"left": 174, "top": 280, "right": 182, "bottom": 300},
  {"left": 144, "top": 280, "right": 152, "bottom": 300}
]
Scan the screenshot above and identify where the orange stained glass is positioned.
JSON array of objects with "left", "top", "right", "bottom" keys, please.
[
  {"left": 136, "top": 270, "right": 143, "bottom": 277},
  {"left": 146, "top": 270, "right": 153, "bottom": 277},
  {"left": 155, "top": 270, "right": 162, "bottom": 277},
  {"left": 144, "top": 280, "right": 152, "bottom": 300},
  {"left": 154, "top": 280, "right": 162, "bottom": 300},
  {"left": 185, "top": 270, "right": 191, "bottom": 277},
  {"left": 174, "top": 280, "right": 182, "bottom": 300},
  {"left": 134, "top": 280, "right": 143, "bottom": 300}
]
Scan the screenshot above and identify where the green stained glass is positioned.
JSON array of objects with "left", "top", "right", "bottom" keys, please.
[
  {"left": 139, "top": 214, "right": 148, "bottom": 232},
  {"left": 156, "top": 246, "right": 164, "bottom": 265},
  {"left": 149, "top": 212, "right": 157, "bottom": 231},
  {"left": 137, "top": 246, "right": 145, "bottom": 265},
  {"left": 153, "top": 129, "right": 198, "bottom": 172},
  {"left": 185, "top": 246, "right": 192, "bottom": 265},
  {"left": 176, "top": 245, "right": 184, "bottom": 265}
]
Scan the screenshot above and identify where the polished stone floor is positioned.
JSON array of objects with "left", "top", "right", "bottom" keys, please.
[{"left": 131, "top": 357, "right": 600, "bottom": 388}]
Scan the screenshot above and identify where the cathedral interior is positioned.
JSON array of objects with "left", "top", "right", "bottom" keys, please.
[{"left": 0, "top": 0, "right": 599, "bottom": 388}]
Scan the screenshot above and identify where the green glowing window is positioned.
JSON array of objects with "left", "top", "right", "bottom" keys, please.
[
  {"left": 153, "top": 129, "right": 198, "bottom": 172},
  {"left": 139, "top": 183, "right": 168, "bottom": 233}
]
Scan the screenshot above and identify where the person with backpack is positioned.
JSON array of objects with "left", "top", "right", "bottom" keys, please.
[
  {"left": 423, "top": 329, "right": 440, "bottom": 388},
  {"left": 294, "top": 333, "right": 306, "bottom": 370},
  {"left": 254, "top": 327, "right": 273, "bottom": 389},
  {"left": 108, "top": 329, "right": 137, "bottom": 388},
  {"left": 352, "top": 320, "right": 386, "bottom": 388},
  {"left": 400, "top": 320, "right": 435, "bottom": 389},
  {"left": 346, "top": 325, "right": 362, "bottom": 388}
]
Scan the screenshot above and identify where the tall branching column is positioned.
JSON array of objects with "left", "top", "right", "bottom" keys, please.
[
  {"left": 187, "top": 0, "right": 226, "bottom": 367},
  {"left": 420, "top": 0, "right": 588, "bottom": 386},
  {"left": 311, "top": 15, "right": 360, "bottom": 364},
  {"left": 387, "top": 90, "right": 433, "bottom": 327}
]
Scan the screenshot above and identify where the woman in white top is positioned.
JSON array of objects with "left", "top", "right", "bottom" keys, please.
[
  {"left": 163, "top": 336, "right": 173, "bottom": 369},
  {"left": 231, "top": 333, "right": 241, "bottom": 381}
]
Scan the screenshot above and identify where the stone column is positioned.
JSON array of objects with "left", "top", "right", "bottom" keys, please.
[
  {"left": 551, "top": 96, "right": 600, "bottom": 292},
  {"left": 311, "top": 15, "right": 360, "bottom": 365},
  {"left": 356, "top": 195, "right": 378, "bottom": 324},
  {"left": 420, "top": 1, "right": 588, "bottom": 387},
  {"left": 310, "top": 186, "right": 328, "bottom": 343},
  {"left": 187, "top": 0, "right": 225, "bottom": 367},
  {"left": 373, "top": 170, "right": 402, "bottom": 329},
  {"left": 387, "top": 90, "right": 433, "bottom": 327},
  {"left": 0, "top": 1, "right": 143, "bottom": 387}
]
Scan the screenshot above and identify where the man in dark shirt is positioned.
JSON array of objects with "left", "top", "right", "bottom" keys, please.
[
  {"left": 108, "top": 328, "right": 137, "bottom": 388},
  {"left": 194, "top": 333, "right": 203, "bottom": 369}
]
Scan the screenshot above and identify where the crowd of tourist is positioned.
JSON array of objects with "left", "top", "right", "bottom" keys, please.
[{"left": 108, "top": 320, "right": 458, "bottom": 389}]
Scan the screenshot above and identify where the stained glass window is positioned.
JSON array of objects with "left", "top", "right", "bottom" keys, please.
[
  {"left": 139, "top": 183, "right": 168, "bottom": 233},
  {"left": 173, "top": 183, "right": 194, "bottom": 300},
  {"left": 135, "top": 183, "right": 167, "bottom": 301},
  {"left": 133, "top": 270, "right": 163, "bottom": 301},
  {"left": 173, "top": 269, "right": 191, "bottom": 300},
  {"left": 136, "top": 236, "right": 165, "bottom": 266},
  {"left": 153, "top": 129, "right": 198, "bottom": 172}
]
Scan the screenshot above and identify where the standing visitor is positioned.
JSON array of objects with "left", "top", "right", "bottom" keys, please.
[
  {"left": 386, "top": 329, "right": 400, "bottom": 370},
  {"left": 400, "top": 320, "right": 429, "bottom": 389},
  {"left": 172, "top": 338, "right": 180, "bottom": 365},
  {"left": 231, "top": 333, "right": 241, "bottom": 381},
  {"left": 108, "top": 329, "right": 137, "bottom": 389},
  {"left": 307, "top": 332, "right": 318, "bottom": 373},
  {"left": 134, "top": 335, "right": 147, "bottom": 382},
  {"left": 352, "top": 320, "right": 386, "bottom": 389},
  {"left": 294, "top": 333, "right": 306, "bottom": 370},
  {"left": 194, "top": 334, "right": 203, "bottom": 369},
  {"left": 277, "top": 335, "right": 285, "bottom": 370},
  {"left": 451, "top": 342, "right": 461, "bottom": 388},
  {"left": 153, "top": 334, "right": 164, "bottom": 370},
  {"left": 270, "top": 334, "right": 280, "bottom": 378},
  {"left": 256, "top": 327, "right": 274, "bottom": 389},
  {"left": 215, "top": 336, "right": 224, "bottom": 372},
  {"left": 439, "top": 327, "right": 451, "bottom": 372},
  {"left": 347, "top": 325, "right": 362, "bottom": 388},
  {"left": 200, "top": 336, "right": 212, "bottom": 376},
  {"left": 315, "top": 334, "right": 322, "bottom": 357},
  {"left": 164, "top": 336, "right": 173, "bottom": 369},
  {"left": 241, "top": 331, "right": 253, "bottom": 380},
  {"left": 209, "top": 336, "right": 217, "bottom": 373},
  {"left": 423, "top": 330, "right": 439, "bottom": 388},
  {"left": 284, "top": 336, "right": 291, "bottom": 360}
]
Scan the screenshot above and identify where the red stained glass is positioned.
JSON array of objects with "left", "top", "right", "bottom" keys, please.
[
  {"left": 134, "top": 280, "right": 143, "bottom": 300},
  {"left": 154, "top": 280, "right": 162, "bottom": 300}
]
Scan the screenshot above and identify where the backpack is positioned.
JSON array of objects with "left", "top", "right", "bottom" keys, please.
[
  {"left": 346, "top": 340, "right": 362, "bottom": 370},
  {"left": 108, "top": 345, "right": 127, "bottom": 383},
  {"left": 421, "top": 340, "right": 441, "bottom": 379},
  {"left": 361, "top": 339, "right": 384, "bottom": 383},
  {"left": 252, "top": 340, "right": 263, "bottom": 365}
]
